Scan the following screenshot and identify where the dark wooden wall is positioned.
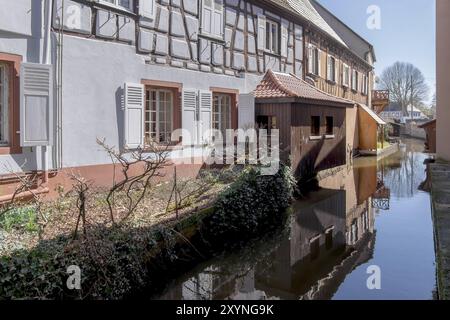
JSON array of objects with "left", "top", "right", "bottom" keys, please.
[
  {"left": 256, "top": 101, "right": 347, "bottom": 179},
  {"left": 290, "top": 104, "right": 347, "bottom": 179},
  {"left": 255, "top": 103, "right": 292, "bottom": 160}
]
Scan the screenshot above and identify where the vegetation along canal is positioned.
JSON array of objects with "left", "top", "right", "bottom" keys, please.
[{"left": 154, "top": 138, "right": 437, "bottom": 300}]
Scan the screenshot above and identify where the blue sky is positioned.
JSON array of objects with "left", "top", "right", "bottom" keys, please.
[{"left": 317, "top": 0, "right": 436, "bottom": 103}]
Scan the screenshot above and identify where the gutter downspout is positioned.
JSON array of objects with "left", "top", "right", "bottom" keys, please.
[{"left": 41, "top": 0, "right": 54, "bottom": 187}]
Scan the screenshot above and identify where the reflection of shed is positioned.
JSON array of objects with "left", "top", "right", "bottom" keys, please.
[
  {"left": 418, "top": 119, "right": 436, "bottom": 153},
  {"left": 253, "top": 71, "right": 354, "bottom": 179},
  {"left": 358, "top": 103, "right": 387, "bottom": 154}
]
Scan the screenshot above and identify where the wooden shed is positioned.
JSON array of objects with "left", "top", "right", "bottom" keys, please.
[
  {"left": 357, "top": 103, "right": 387, "bottom": 154},
  {"left": 253, "top": 70, "right": 355, "bottom": 179},
  {"left": 418, "top": 119, "right": 436, "bottom": 153}
]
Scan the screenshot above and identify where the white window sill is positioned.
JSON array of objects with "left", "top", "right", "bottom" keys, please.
[
  {"left": 309, "top": 135, "right": 322, "bottom": 141},
  {"left": 325, "top": 135, "right": 335, "bottom": 139},
  {"left": 97, "top": 1, "right": 135, "bottom": 15},
  {"left": 199, "top": 33, "right": 225, "bottom": 43}
]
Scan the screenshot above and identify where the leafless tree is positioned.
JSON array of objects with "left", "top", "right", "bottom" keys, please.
[
  {"left": 379, "top": 62, "right": 429, "bottom": 115},
  {"left": 97, "top": 138, "right": 169, "bottom": 225}
]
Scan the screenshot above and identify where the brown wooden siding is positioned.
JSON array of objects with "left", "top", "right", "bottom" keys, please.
[
  {"left": 290, "top": 104, "right": 346, "bottom": 178},
  {"left": 256, "top": 101, "right": 347, "bottom": 179},
  {"left": 255, "top": 103, "right": 292, "bottom": 159},
  {"left": 306, "top": 33, "right": 372, "bottom": 106}
]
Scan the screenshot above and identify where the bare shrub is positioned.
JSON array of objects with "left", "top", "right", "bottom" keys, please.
[{"left": 97, "top": 138, "right": 169, "bottom": 225}]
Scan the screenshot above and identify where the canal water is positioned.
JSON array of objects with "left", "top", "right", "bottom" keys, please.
[{"left": 156, "top": 139, "right": 436, "bottom": 300}]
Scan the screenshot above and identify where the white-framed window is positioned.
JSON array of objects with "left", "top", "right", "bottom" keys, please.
[
  {"left": 352, "top": 69, "right": 359, "bottom": 91},
  {"left": 201, "top": 0, "right": 224, "bottom": 38},
  {"left": 213, "top": 94, "right": 231, "bottom": 136},
  {"left": 327, "top": 55, "right": 336, "bottom": 82},
  {"left": 308, "top": 45, "right": 320, "bottom": 76},
  {"left": 0, "top": 63, "right": 8, "bottom": 146},
  {"left": 145, "top": 89, "right": 173, "bottom": 144},
  {"left": 265, "top": 19, "right": 279, "bottom": 54},
  {"left": 100, "top": 0, "right": 134, "bottom": 12},
  {"left": 343, "top": 63, "right": 350, "bottom": 87},
  {"left": 362, "top": 74, "right": 369, "bottom": 95}
]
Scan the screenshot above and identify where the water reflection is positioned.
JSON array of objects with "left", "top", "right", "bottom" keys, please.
[{"left": 157, "top": 139, "right": 435, "bottom": 300}]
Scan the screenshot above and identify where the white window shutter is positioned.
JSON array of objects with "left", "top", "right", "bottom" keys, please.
[
  {"left": 124, "top": 83, "right": 145, "bottom": 149},
  {"left": 238, "top": 94, "right": 255, "bottom": 129},
  {"left": 139, "top": 0, "right": 156, "bottom": 20},
  {"left": 20, "top": 63, "right": 53, "bottom": 147},
  {"left": 308, "top": 45, "right": 313, "bottom": 74},
  {"left": 202, "top": 0, "right": 213, "bottom": 34},
  {"left": 257, "top": 15, "right": 266, "bottom": 50},
  {"left": 182, "top": 89, "right": 198, "bottom": 145},
  {"left": 317, "top": 49, "right": 322, "bottom": 77},
  {"left": 281, "top": 23, "right": 288, "bottom": 57},
  {"left": 335, "top": 59, "right": 339, "bottom": 84},
  {"left": 198, "top": 90, "right": 212, "bottom": 144},
  {"left": 212, "top": 0, "right": 224, "bottom": 37},
  {"left": 327, "top": 55, "right": 331, "bottom": 81}
]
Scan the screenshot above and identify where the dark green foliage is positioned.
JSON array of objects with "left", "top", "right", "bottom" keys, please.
[
  {"left": 0, "top": 166, "right": 295, "bottom": 300},
  {"left": 203, "top": 165, "right": 295, "bottom": 242}
]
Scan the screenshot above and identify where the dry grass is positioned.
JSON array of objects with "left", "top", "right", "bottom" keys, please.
[{"left": 0, "top": 174, "right": 231, "bottom": 257}]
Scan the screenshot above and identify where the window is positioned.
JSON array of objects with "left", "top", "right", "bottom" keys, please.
[
  {"left": 327, "top": 56, "right": 336, "bottom": 82},
  {"left": 311, "top": 116, "right": 320, "bottom": 136},
  {"left": 257, "top": 115, "right": 277, "bottom": 134},
  {"left": 308, "top": 45, "right": 320, "bottom": 76},
  {"left": 362, "top": 74, "right": 368, "bottom": 95},
  {"left": 265, "top": 19, "right": 279, "bottom": 54},
  {"left": 352, "top": 69, "right": 359, "bottom": 91},
  {"left": 343, "top": 64, "right": 350, "bottom": 87},
  {"left": 201, "top": 0, "right": 224, "bottom": 38},
  {"left": 0, "top": 63, "right": 8, "bottom": 146},
  {"left": 145, "top": 89, "right": 173, "bottom": 144},
  {"left": 213, "top": 94, "right": 231, "bottom": 136},
  {"left": 100, "top": 0, "right": 134, "bottom": 11},
  {"left": 325, "top": 116, "right": 334, "bottom": 135}
]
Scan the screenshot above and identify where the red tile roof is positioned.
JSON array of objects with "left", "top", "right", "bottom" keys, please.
[{"left": 253, "top": 70, "right": 355, "bottom": 107}]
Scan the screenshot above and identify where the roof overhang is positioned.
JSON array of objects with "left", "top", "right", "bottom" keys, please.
[{"left": 358, "top": 103, "right": 386, "bottom": 125}]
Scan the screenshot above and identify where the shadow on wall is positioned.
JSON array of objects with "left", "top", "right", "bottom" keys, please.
[
  {"left": 294, "top": 136, "right": 346, "bottom": 180},
  {"left": 115, "top": 86, "right": 125, "bottom": 150}
]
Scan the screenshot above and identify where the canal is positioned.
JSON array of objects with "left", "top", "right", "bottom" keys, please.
[{"left": 156, "top": 138, "right": 437, "bottom": 300}]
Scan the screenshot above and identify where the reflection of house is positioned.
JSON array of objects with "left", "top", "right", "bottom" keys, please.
[
  {"left": 160, "top": 160, "right": 379, "bottom": 300},
  {"left": 418, "top": 119, "right": 437, "bottom": 153},
  {"left": 254, "top": 71, "right": 352, "bottom": 178}
]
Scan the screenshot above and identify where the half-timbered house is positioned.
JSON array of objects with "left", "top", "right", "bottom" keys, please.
[{"left": 0, "top": 0, "right": 381, "bottom": 198}]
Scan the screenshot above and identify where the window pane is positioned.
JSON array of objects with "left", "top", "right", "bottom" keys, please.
[
  {"left": 266, "top": 22, "right": 270, "bottom": 50},
  {"left": 272, "top": 24, "right": 277, "bottom": 52},
  {"left": 311, "top": 116, "right": 320, "bottom": 136},
  {"left": 119, "top": 0, "right": 131, "bottom": 9}
]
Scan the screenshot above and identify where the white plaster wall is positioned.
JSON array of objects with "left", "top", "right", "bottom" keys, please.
[
  {"left": 0, "top": 0, "right": 49, "bottom": 174},
  {"left": 60, "top": 35, "right": 263, "bottom": 168}
]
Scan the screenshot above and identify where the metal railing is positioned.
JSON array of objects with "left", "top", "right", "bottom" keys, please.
[{"left": 372, "top": 90, "right": 390, "bottom": 101}]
